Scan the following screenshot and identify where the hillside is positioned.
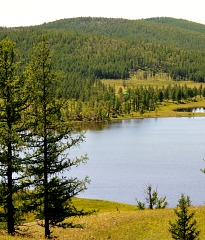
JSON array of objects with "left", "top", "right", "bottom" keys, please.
[
  {"left": 1, "top": 17, "right": 205, "bottom": 120},
  {"left": 35, "top": 17, "right": 205, "bottom": 50},
  {"left": 1, "top": 17, "right": 205, "bottom": 83},
  {"left": 1, "top": 198, "right": 205, "bottom": 239},
  {"left": 145, "top": 17, "right": 205, "bottom": 34}
]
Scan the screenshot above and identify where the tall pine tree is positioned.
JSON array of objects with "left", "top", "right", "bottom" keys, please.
[
  {"left": 24, "top": 37, "right": 90, "bottom": 238},
  {"left": 0, "top": 38, "right": 30, "bottom": 234}
]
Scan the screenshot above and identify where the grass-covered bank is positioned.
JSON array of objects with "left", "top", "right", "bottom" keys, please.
[
  {"left": 1, "top": 198, "right": 205, "bottom": 239},
  {"left": 110, "top": 99, "right": 205, "bottom": 120},
  {"left": 102, "top": 77, "right": 205, "bottom": 120}
]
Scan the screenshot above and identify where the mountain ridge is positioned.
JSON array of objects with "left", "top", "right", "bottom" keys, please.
[
  {"left": 145, "top": 17, "right": 205, "bottom": 34},
  {"left": 0, "top": 17, "right": 205, "bottom": 83},
  {"left": 30, "top": 17, "right": 205, "bottom": 51}
]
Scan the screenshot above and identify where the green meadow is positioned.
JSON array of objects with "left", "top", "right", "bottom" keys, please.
[{"left": 1, "top": 198, "right": 205, "bottom": 239}]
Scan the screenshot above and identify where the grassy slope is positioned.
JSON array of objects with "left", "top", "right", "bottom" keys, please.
[{"left": 1, "top": 198, "right": 205, "bottom": 239}]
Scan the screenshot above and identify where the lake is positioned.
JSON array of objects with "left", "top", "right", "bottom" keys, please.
[
  {"left": 175, "top": 107, "right": 205, "bottom": 113},
  {"left": 70, "top": 117, "right": 205, "bottom": 207}
]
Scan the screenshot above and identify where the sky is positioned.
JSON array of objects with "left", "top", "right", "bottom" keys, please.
[{"left": 1, "top": 0, "right": 205, "bottom": 27}]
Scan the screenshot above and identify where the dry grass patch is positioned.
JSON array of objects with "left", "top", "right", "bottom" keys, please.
[
  {"left": 19, "top": 207, "right": 205, "bottom": 240},
  {"left": 102, "top": 76, "right": 205, "bottom": 90},
  {"left": 1, "top": 205, "right": 205, "bottom": 239}
]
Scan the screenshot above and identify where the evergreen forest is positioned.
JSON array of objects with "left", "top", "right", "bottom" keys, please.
[{"left": 1, "top": 17, "right": 205, "bottom": 121}]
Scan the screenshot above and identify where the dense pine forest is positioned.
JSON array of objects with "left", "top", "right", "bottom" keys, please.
[{"left": 1, "top": 17, "right": 205, "bottom": 121}]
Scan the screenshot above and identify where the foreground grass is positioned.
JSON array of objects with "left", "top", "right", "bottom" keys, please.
[{"left": 1, "top": 198, "right": 205, "bottom": 239}]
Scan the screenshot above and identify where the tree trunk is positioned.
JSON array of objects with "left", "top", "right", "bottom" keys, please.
[
  {"left": 7, "top": 143, "right": 15, "bottom": 234},
  {"left": 43, "top": 66, "right": 50, "bottom": 238},
  {"left": 44, "top": 135, "right": 50, "bottom": 238}
]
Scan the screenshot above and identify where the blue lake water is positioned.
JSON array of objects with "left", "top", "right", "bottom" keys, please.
[{"left": 70, "top": 117, "right": 205, "bottom": 207}]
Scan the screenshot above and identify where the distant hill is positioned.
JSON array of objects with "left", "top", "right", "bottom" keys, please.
[
  {"left": 0, "top": 17, "right": 205, "bottom": 84},
  {"left": 34, "top": 17, "right": 205, "bottom": 50},
  {"left": 145, "top": 17, "right": 205, "bottom": 34}
]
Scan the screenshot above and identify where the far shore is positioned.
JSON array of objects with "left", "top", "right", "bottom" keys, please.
[{"left": 111, "top": 99, "right": 205, "bottom": 120}]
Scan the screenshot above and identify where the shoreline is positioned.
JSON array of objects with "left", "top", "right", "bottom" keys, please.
[{"left": 111, "top": 100, "right": 205, "bottom": 120}]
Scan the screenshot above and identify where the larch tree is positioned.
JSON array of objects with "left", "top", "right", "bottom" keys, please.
[
  {"left": 24, "top": 37, "right": 90, "bottom": 238},
  {"left": 136, "top": 184, "right": 168, "bottom": 210},
  {"left": 0, "top": 38, "right": 30, "bottom": 234},
  {"left": 169, "top": 194, "right": 200, "bottom": 240}
]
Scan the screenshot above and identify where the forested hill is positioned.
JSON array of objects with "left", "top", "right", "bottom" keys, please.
[
  {"left": 145, "top": 17, "right": 205, "bottom": 34},
  {"left": 1, "top": 17, "right": 205, "bottom": 120},
  {"left": 34, "top": 17, "right": 205, "bottom": 50},
  {"left": 0, "top": 17, "right": 205, "bottom": 84}
]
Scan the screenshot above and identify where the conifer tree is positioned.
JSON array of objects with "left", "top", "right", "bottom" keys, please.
[
  {"left": 0, "top": 38, "right": 30, "bottom": 234},
  {"left": 25, "top": 37, "right": 90, "bottom": 238},
  {"left": 136, "top": 184, "right": 168, "bottom": 210},
  {"left": 169, "top": 194, "right": 200, "bottom": 240}
]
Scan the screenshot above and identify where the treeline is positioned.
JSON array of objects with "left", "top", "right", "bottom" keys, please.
[
  {"left": 64, "top": 83, "right": 204, "bottom": 121},
  {"left": 145, "top": 17, "right": 205, "bottom": 34},
  {"left": 122, "top": 84, "right": 204, "bottom": 114},
  {"left": 36, "top": 17, "right": 205, "bottom": 50}
]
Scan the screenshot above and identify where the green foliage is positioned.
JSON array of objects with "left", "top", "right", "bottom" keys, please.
[
  {"left": 35, "top": 17, "right": 205, "bottom": 50},
  {"left": 1, "top": 18, "right": 205, "bottom": 122},
  {"left": 1, "top": 17, "right": 205, "bottom": 84},
  {"left": 145, "top": 17, "right": 205, "bottom": 34},
  {"left": 0, "top": 38, "right": 31, "bottom": 234},
  {"left": 136, "top": 185, "right": 168, "bottom": 210},
  {"left": 169, "top": 194, "right": 200, "bottom": 240},
  {"left": 0, "top": 25, "right": 205, "bottom": 121},
  {"left": 136, "top": 200, "right": 145, "bottom": 210}
]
